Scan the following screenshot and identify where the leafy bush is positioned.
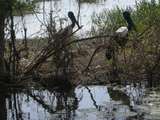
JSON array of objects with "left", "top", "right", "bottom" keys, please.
[
  {"left": 91, "top": 0, "right": 160, "bottom": 82},
  {"left": 13, "top": 0, "right": 37, "bottom": 16}
]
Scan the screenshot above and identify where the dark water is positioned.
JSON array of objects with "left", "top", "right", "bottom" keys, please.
[{"left": 1, "top": 83, "right": 160, "bottom": 120}]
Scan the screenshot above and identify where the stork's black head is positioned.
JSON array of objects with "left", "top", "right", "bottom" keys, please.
[
  {"left": 123, "top": 11, "right": 136, "bottom": 31},
  {"left": 68, "top": 11, "right": 80, "bottom": 28}
]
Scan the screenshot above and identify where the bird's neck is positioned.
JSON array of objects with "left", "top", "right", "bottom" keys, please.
[
  {"left": 127, "top": 24, "right": 132, "bottom": 31},
  {"left": 126, "top": 18, "right": 135, "bottom": 31},
  {"left": 71, "top": 22, "right": 75, "bottom": 28}
]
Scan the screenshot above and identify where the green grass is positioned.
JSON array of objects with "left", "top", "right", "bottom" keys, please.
[{"left": 91, "top": 7, "right": 124, "bottom": 35}]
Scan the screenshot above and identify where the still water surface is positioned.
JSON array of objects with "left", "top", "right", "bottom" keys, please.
[
  {"left": 14, "top": 0, "right": 141, "bottom": 38},
  {"left": 1, "top": 86, "right": 133, "bottom": 120},
  {"left": 1, "top": 84, "right": 160, "bottom": 120}
]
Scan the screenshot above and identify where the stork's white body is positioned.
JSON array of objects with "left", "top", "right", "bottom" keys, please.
[{"left": 115, "top": 26, "right": 128, "bottom": 38}]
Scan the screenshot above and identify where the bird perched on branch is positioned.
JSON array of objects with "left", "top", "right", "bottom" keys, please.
[
  {"left": 56, "top": 11, "right": 81, "bottom": 38},
  {"left": 52, "top": 11, "right": 81, "bottom": 76},
  {"left": 68, "top": 11, "right": 81, "bottom": 29},
  {"left": 48, "top": 11, "right": 81, "bottom": 43},
  {"left": 115, "top": 11, "right": 136, "bottom": 47},
  {"left": 105, "top": 11, "right": 136, "bottom": 60}
]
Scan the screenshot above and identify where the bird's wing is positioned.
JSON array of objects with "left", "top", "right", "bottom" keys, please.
[{"left": 116, "top": 26, "right": 128, "bottom": 34}]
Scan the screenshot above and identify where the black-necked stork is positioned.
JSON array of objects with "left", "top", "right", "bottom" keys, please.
[
  {"left": 68, "top": 11, "right": 80, "bottom": 29},
  {"left": 106, "top": 11, "right": 136, "bottom": 60},
  {"left": 51, "top": 11, "right": 80, "bottom": 41},
  {"left": 115, "top": 11, "right": 136, "bottom": 47},
  {"left": 57, "top": 11, "right": 80, "bottom": 38},
  {"left": 53, "top": 11, "right": 81, "bottom": 76}
]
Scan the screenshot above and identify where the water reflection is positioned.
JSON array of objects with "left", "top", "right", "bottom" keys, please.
[
  {"left": 6, "top": 89, "right": 78, "bottom": 120},
  {"left": 0, "top": 85, "right": 142, "bottom": 120},
  {"left": 0, "top": 89, "right": 7, "bottom": 120},
  {"left": 75, "top": 86, "right": 110, "bottom": 109}
]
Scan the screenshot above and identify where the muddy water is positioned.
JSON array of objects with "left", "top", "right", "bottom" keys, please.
[
  {"left": 14, "top": 0, "right": 141, "bottom": 38},
  {"left": 1, "top": 84, "right": 160, "bottom": 120}
]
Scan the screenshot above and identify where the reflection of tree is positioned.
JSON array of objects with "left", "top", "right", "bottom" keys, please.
[
  {"left": 51, "top": 88, "right": 78, "bottom": 120},
  {"left": 28, "top": 88, "right": 78, "bottom": 120},
  {"left": 28, "top": 91, "right": 57, "bottom": 113},
  {"left": 5, "top": 91, "right": 24, "bottom": 120},
  {"left": 108, "top": 88, "right": 130, "bottom": 106},
  {"left": 0, "top": 89, "right": 23, "bottom": 120},
  {"left": 27, "top": 88, "right": 78, "bottom": 120},
  {"left": 0, "top": 90, "right": 7, "bottom": 120},
  {"left": 85, "top": 86, "right": 99, "bottom": 109},
  {"left": 0, "top": 87, "right": 79, "bottom": 120}
]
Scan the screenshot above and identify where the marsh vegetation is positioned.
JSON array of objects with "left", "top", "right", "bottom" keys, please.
[
  {"left": 91, "top": 0, "right": 160, "bottom": 85},
  {"left": 0, "top": 0, "right": 160, "bottom": 120}
]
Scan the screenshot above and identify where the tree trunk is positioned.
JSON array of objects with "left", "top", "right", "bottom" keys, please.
[
  {"left": 0, "top": 7, "right": 6, "bottom": 74},
  {"left": 0, "top": 1, "right": 9, "bottom": 78}
]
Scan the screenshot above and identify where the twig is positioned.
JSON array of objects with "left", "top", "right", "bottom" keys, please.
[
  {"left": 68, "top": 34, "right": 112, "bottom": 46},
  {"left": 82, "top": 44, "right": 107, "bottom": 73},
  {"left": 24, "top": 26, "right": 83, "bottom": 74}
]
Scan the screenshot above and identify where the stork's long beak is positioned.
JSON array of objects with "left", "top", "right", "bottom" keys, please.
[
  {"left": 68, "top": 11, "right": 80, "bottom": 28},
  {"left": 75, "top": 20, "right": 81, "bottom": 29}
]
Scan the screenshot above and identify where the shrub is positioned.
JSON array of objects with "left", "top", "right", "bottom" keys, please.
[{"left": 91, "top": 0, "right": 160, "bottom": 82}]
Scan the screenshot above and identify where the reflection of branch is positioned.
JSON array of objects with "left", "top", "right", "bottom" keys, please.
[
  {"left": 28, "top": 91, "right": 57, "bottom": 114},
  {"left": 13, "top": 93, "right": 19, "bottom": 120},
  {"left": 85, "top": 86, "right": 99, "bottom": 109}
]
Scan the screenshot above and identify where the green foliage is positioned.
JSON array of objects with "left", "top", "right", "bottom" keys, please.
[
  {"left": 133, "top": 0, "right": 160, "bottom": 31},
  {"left": 13, "top": 0, "right": 37, "bottom": 16},
  {"left": 91, "top": 0, "right": 160, "bottom": 34},
  {"left": 91, "top": 0, "right": 160, "bottom": 81},
  {"left": 91, "top": 7, "right": 124, "bottom": 35}
]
